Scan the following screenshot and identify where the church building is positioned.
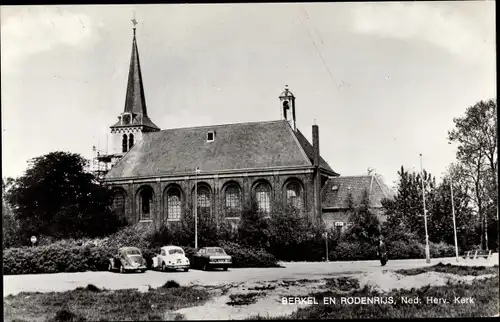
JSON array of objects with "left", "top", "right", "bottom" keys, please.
[{"left": 103, "top": 24, "right": 391, "bottom": 230}]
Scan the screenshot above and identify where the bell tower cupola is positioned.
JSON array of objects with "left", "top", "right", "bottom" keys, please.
[
  {"left": 279, "top": 85, "right": 297, "bottom": 131},
  {"left": 110, "top": 16, "right": 160, "bottom": 156}
]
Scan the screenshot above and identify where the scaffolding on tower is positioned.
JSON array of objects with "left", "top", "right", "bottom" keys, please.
[{"left": 91, "top": 146, "right": 119, "bottom": 184}]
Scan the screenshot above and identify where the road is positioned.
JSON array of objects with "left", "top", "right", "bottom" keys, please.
[{"left": 3, "top": 255, "right": 498, "bottom": 297}]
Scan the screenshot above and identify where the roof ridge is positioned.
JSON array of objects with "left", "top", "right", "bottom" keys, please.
[
  {"left": 373, "top": 175, "right": 390, "bottom": 199},
  {"left": 286, "top": 124, "right": 313, "bottom": 167},
  {"left": 156, "top": 119, "right": 287, "bottom": 132}
]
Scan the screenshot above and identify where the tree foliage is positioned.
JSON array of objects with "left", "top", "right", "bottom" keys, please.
[
  {"left": 345, "top": 189, "right": 381, "bottom": 244},
  {"left": 3, "top": 177, "right": 21, "bottom": 248},
  {"left": 237, "top": 199, "right": 269, "bottom": 249},
  {"left": 4, "top": 152, "right": 126, "bottom": 242},
  {"left": 381, "top": 166, "right": 437, "bottom": 242},
  {"left": 448, "top": 98, "right": 497, "bottom": 249}
]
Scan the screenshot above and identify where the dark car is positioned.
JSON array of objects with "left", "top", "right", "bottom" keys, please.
[
  {"left": 108, "top": 247, "right": 147, "bottom": 273},
  {"left": 192, "top": 247, "right": 232, "bottom": 271}
]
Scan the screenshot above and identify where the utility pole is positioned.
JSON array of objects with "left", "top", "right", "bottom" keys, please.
[
  {"left": 194, "top": 167, "right": 200, "bottom": 249},
  {"left": 324, "top": 232, "right": 329, "bottom": 262},
  {"left": 450, "top": 176, "right": 459, "bottom": 262},
  {"left": 420, "top": 154, "right": 431, "bottom": 264}
]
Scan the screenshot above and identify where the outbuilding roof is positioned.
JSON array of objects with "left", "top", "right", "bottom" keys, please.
[{"left": 322, "top": 175, "right": 395, "bottom": 209}]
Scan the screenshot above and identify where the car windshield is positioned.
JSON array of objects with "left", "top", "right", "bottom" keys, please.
[
  {"left": 124, "top": 249, "right": 141, "bottom": 255},
  {"left": 205, "top": 248, "right": 226, "bottom": 255},
  {"left": 168, "top": 248, "right": 184, "bottom": 255}
]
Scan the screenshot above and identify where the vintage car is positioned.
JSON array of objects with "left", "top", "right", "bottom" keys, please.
[
  {"left": 108, "top": 247, "right": 147, "bottom": 273},
  {"left": 152, "top": 245, "right": 190, "bottom": 272},
  {"left": 192, "top": 247, "right": 232, "bottom": 271}
]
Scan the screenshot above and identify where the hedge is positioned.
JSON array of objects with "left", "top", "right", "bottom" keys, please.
[
  {"left": 218, "top": 241, "right": 280, "bottom": 268},
  {"left": 3, "top": 245, "right": 116, "bottom": 275},
  {"left": 3, "top": 242, "right": 279, "bottom": 275},
  {"left": 323, "top": 240, "right": 458, "bottom": 262}
]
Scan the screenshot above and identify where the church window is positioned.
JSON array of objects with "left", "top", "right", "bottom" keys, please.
[
  {"left": 129, "top": 133, "right": 134, "bottom": 150},
  {"left": 255, "top": 183, "right": 271, "bottom": 214},
  {"left": 225, "top": 184, "right": 241, "bottom": 217},
  {"left": 122, "top": 134, "right": 128, "bottom": 153},
  {"left": 112, "top": 189, "right": 126, "bottom": 219},
  {"left": 286, "top": 181, "right": 302, "bottom": 210},
  {"left": 139, "top": 186, "right": 154, "bottom": 221},
  {"left": 196, "top": 186, "right": 211, "bottom": 218},
  {"left": 166, "top": 187, "right": 181, "bottom": 221}
]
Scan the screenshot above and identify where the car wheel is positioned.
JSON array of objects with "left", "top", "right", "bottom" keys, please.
[
  {"left": 223, "top": 267, "right": 228, "bottom": 271},
  {"left": 162, "top": 262, "right": 167, "bottom": 272},
  {"left": 120, "top": 265, "right": 125, "bottom": 274},
  {"left": 184, "top": 268, "right": 189, "bottom": 272}
]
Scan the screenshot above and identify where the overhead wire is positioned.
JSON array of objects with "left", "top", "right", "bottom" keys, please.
[{"left": 298, "top": 5, "right": 340, "bottom": 91}]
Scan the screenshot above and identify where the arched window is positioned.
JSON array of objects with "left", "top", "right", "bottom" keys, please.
[
  {"left": 166, "top": 187, "right": 182, "bottom": 221},
  {"left": 112, "top": 189, "right": 126, "bottom": 219},
  {"left": 225, "top": 184, "right": 241, "bottom": 218},
  {"left": 195, "top": 185, "right": 211, "bottom": 220},
  {"left": 286, "top": 181, "right": 302, "bottom": 210},
  {"left": 129, "top": 133, "right": 134, "bottom": 150},
  {"left": 255, "top": 182, "right": 271, "bottom": 214},
  {"left": 138, "top": 186, "right": 154, "bottom": 221},
  {"left": 122, "top": 134, "right": 128, "bottom": 153}
]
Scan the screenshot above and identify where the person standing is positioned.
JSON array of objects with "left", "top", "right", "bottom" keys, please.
[{"left": 377, "top": 236, "right": 388, "bottom": 266}]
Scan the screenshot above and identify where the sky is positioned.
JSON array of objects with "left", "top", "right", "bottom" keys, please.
[{"left": 1, "top": 2, "right": 496, "bottom": 189}]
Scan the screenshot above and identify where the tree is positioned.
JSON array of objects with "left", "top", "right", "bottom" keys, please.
[
  {"left": 237, "top": 199, "right": 269, "bottom": 249},
  {"left": 428, "top": 168, "right": 475, "bottom": 250},
  {"left": 381, "top": 166, "right": 437, "bottom": 242},
  {"left": 345, "top": 189, "right": 381, "bottom": 244},
  {"left": 448, "top": 99, "right": 497, "bottom": 249},
  {"left": 3, "top": 177, "right": 21, "bottom": 248},
  {"left": 4, "top": 152, "right": 125, "bottom": 242}
]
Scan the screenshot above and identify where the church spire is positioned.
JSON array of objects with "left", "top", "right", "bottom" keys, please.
[{"left": 120, "top": 17, "right": 159, "bottom": 130}]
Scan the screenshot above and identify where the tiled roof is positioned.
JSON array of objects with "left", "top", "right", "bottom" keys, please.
[
  {"left": 321, "top": 175, "right": 394, "bottom": 209},
  {"left": 105, "top": 120, "right": 337, "bottom": 179},
  {"left": 294, "top": 129, "right": 338, "bottom": 175}
]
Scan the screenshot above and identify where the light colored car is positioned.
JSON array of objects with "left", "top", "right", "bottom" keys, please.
[
  {"left": 192, "top": 247, "right": 232, "bottom": 271},
  {"left": 152, "top": 245, "right": 190, "bottom": 272},
  {"left": 108, "top": 247, "right": 147, "bottom": 273}
]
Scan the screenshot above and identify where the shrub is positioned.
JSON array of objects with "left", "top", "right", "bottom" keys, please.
[
  {"left": 238, "top": 200, "right": 270, "bottom": 249},
  {"left": 329, "top": 241, "right": 378, "bottom": 261},
  {"left": 3, "top": 244, "right": 116, "bottom": 275},
  {"left": 161, "top": 280, "right": 180, "bottom": 288},
  {"left": 429, "top": 242, "right": 456, "bottom": 258},
  {"left": 387, "top": 240, "right": 425, "bottom": 259},
  {"left": 219, "top": 241, "right": 279, "bottom": 268}
]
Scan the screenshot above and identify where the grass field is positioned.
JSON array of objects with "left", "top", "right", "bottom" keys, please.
[
  {"left": 249, "top": 264, "right": 499, "bottom": 319},
  {"left": 395, "top": 262, "right": 499, "bottom": 276},
  {"left": 3, "top": 282, "right": 211, "bottom": 322}
]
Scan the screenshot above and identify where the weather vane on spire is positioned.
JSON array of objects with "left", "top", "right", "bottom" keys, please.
[{"left": 131, "top": 12, "right": 138, "bottom": 29}]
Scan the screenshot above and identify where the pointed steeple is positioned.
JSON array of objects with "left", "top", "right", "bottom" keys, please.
[{"left": 112, "top": 18, "right": 159, "bottom": 131}]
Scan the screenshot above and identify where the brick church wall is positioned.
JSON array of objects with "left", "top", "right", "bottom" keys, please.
[{"left": 108, "top": 170, "right": 318, "bottom": 229}]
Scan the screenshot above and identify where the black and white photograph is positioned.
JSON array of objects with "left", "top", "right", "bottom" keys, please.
[{"left": 1, "top": 2, "right": 498, "bottom": 320}]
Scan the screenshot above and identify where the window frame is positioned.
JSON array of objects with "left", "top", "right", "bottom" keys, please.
[
  {"left": 224, "top": 183, "right": 242, "bottom": 219},
  {"left": 166, "top": 187, "right": 182, "bottom": 221},
  {"left": 254, "top": 182, "right": 271, "bottom": 216}
]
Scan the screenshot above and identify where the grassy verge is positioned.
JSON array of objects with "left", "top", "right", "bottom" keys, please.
[
  {"left": 3, "top": 282, "right": 211, "bottom": 322},
  {"left": 249, "top": 271, "right": 499, "bottom": 319},
  {"left": 396, "top": 262, "right": 499, "bottom": 276}
]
